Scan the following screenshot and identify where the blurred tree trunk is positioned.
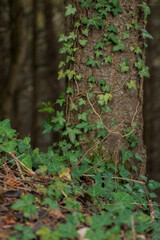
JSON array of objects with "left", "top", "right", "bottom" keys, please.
[
  {"left": 31, "top": 0, "right": 38, "bottom": 148},
  {"left": 65, "top": 0, "right": 147, "bottom": 177},
  {"left": 145, "top": 0, "right": 160, "bottom": 182},
  {"left": 43, "top": 0, "right": 59, "bottom": 103},
  {"left": 0, "top": 1, "right": 7, "bottom": 108},
  {"left": 1, "top": 0, "right": 25, "bottom": 119}
]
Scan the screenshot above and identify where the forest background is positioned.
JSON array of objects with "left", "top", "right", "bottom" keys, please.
[{"left": 0, "top": 0, "right": 160, "bottom": 186}]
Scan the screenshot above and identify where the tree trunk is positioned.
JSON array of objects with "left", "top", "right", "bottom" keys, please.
[
  {"left": 31, "top": 0, "right": 38, "bottom": 148},
  {"left": 145, "top": 0, "right": 160, "bottom": 182},
  {"left": 1, "top": 0, "right": 26, "bottom": 119},
  {"left": 64, "top": 0, "right": 148, "bottom": 177}
]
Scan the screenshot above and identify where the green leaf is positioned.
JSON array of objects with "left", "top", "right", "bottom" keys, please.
[
  {"left": 20, "top": 154, "right": 32, "bottom": 169},
  {"left": 11, "top": 194, "right": 37, "bottom": 218},
  {"left": 104, "top": 55, "right": 112, "bottom": 64},
  {"left": 81, "top": 28, "right": 89, "bottom": 37},
  {"left": 121, "top": 148, "right": 133, "bottom": 163},
  {"left": 126, "top": 23, "right": 132, "bottom": 30},
  {"left": 98, "top": 93, "right": 112, "bottom": 106},
  {"left": 122, "top": 31, "right": 130, "bottom": 40},
  {"left": 108, "top": 33, "right": 118, "bottom": 45},
  {"left": 148, "top": 180, "right": 160, "bottom": 191},
  {"left": 0, "top": 119, "right": 16, "bottom": 139},
  {"left": 112, "top": 40, "right": 126, "bottom": 52},
  {"left": 95, "top": 50, "right": 103, "bottom": 59},
  {"left": 119, "top": 61, "right": 130, "bottom": 73},
  {"left": 57, "top": 222, "right": 78, "bottom": 239},
  {"left": 65, "top": 69, "right": 76, "bottom": 80},
  {"left": 39, "top": 101, "right": 54, "bottom": 114},
  {"left": 142, "top": 29, "right": 153, "bottom": 40},
  {"left": 139, "top": 66, "right": 150, "bottom": 78},
  {"left": 138, "top": 2, "right": 151, "bottom": 19},
  {"left": 66, "top": 87, "right": 74, "bottom": 94},
  {"left": 78, "top": 98, "right": 86, "bottom": 106},
  {"left": 78, "top": 112, "right": 88, "bottom": 122},
  {"left": 63, "top": 127, "right": 82, "bottom": 144},
  {"left": 101, "top": 83, "right": 111, "bottom": 93},
  {"left": 0, "top": 139, "right": 17, "bottom": 153},
  {"left": 113, "top": 192, "right": 135, "bottom": 209},
  {"left": 127, "top": 80, "right": 137, "bottom": 90},
  {"left": 86, "top": 57, "right": 96, "bottom": 67},
  {"left": 94, "top": 41, "right": 104, "bottom": 50},
  {"left": 79, "top": 39, "right": 88, "bottom": 47},
  {"left": 107, "top": 23, "right": 118, "bottom": 34},
  {"left": 65, "top": 4, "right": 77, "bottom": 17},
  {"left": 135, "top": 153, "right": 144, "bottom": 162},
  {"left": 88, "top": 76, "right": 96, "bottom": 83}
]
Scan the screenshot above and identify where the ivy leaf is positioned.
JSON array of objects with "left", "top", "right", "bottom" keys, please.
[
  {"left": 58, "top": 69, "right": 65, "bottom": 80},
  {"left": 78, "top": 98, "right": 86, "bottom": 106},
  {"left": 86, "top": 57, "right": 96, "bottom": 67},
  {"left": 98, "top": 129, "right": 107, "bottom": 138},
  {"left": 142, "top": 29, "right": 153, "bottom": 40},
  {"left": 63, "top": 127, "right": 82, "bottom": 144},
  {"left": 121, "top": 148, "right": 133, "bottom": 164},
  {"left": 66, "top": 87, "right": 74, "bottom": 94},
  {"left": 68, "top": 32, "right": 77, "bottom": 40},
  {"left": 11, "top": 195, "right": 37, "bottom": 218},
  {"left": 135, "top": 153, "right": 144, "bottom": 162},
  {"left": 94, "top": 41, "right": 104, "bottom": 50},
  {"left": 51, "top": 111, "right": 66, "bottom": 130},
  {"left": 112, "top": 40, "right": 126, "bottom": 52},
  {"left": 101, "top": 83, "right": 111, "bottom": 93},
  {"left": 39, "top": 101, "right": 54, "bottom": 114},
  {"left": 107, "top": 23, "right": 118, "bottom": 34},
  {"left": 98, "top": 93, "right": 112, "bottom": 106},
  {"left": 70, "top": 103, "right": 78, "bottom": 111},
  {"left": 126, "top": 23, "right": 132, "bottom": 30},
  {"left": 65, "top": 4, "right": 77, "bottom": 17},
  {"left": 65, "top": 69, "right": 76, "bottom": 80},
  {"left": 21, "top": 154, "right": 32, "bottom": 169},
  {"left": 148, "top": 180, "right": 160, "bottom": 191},
  {"left": 88, "top": 76, "right": 96, "bottom": 83},
  {"left": 0, "top": 139, "right": 17, "bottom": 153},
  {"left": 104, "top": 55, "right": 112, "bottom": 64},
  {"left": 80, "top": 0, "right": 92, "bottom": 8},
  {"left": 127, "top": 80, "right": 137, "bottom": 90},
  {"left": 79, "top": 39, "right": 88, "bottom": 47},
  {"left": 98, "top": 79, "right": 105, "bottom": 85},
  {"left": 113, "top": 192, "right": 135, "bottom": 209},
  {"left": 138, "top": 2, "right": 151, "bottom": 19},
  {"left": 122, "top": 31, "right": 130, "bottom": 40},
  {"left": 95, "top": 50, "right": 103, "bottom": 59},
  {"left": 119, "top": 61, "right": 130, "bottom": 73},
  {"left": 108, "top": 33, "right": 118, "bottom": 45},
  {"left": 135, "top": 46, "right": 142, "bottom": 54},
  {"left": 81, "top": 28, "right": 89, "bottom": 37},
  {"left": 78, "top": 112, "right": 88, "bottom": 122},
  {"left": 138, "top": 66, "right": 150, "bottom": 78},
  {"left": 0, "top": 119, "right": 16, "bottom": 140},
  {"left": 76, "top": 74, "right": 82, "bottom": 81},
  {"left": 58, "top": 61, "right": 65, "bottom": 69}
]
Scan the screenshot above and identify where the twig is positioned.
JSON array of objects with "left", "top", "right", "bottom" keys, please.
[
  {"left": 7, "top": 152, "right": 35, "bottom": 175},
  {"left": 112, "top": 177, "right": 145, "bottom": 185},
  {"left": 131, "top": 215, "right": 136, "bottom": 240}
]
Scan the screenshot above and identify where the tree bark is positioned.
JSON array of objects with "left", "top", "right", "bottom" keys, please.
[
  {"left": 64, "top": 0, "right": 147, "bottom": 177},
  {"left": 31, "top": 0, "right": 38, "bottom": 148},
  {"left": 145, "top": 0, "right": 160, "bottom": 182},
  {"left": 1, "top": 0, "right": 26, "bottom": 119}
]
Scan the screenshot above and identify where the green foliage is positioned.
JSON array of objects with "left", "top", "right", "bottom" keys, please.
[
  {"left": 138, "top": 2, "right": 151, "bottom": 19},
  {"left": 11, "top": 195, "right": 37, "bottom": 218},
  {"left": 65, "top": 4, "right": 77, "bottom": 17}
]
